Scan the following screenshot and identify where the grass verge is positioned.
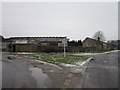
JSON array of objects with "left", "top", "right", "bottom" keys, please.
[{"left": 16, "top": 53, "right": 88, "bottom": 64}]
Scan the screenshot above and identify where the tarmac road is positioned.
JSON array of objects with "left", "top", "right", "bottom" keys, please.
[
  {"left": 2, "top": 53, "right": 37, "bottom": 88},
  {"left": 82, "top": 51, "right": 119, "bottom": 88},
  {"left": 2, "top": 53, "right": 71, "bottom": 88},
  {"left": 2, "top": 53, "right": 56, "bottom": 88},
  {"left": 2, "top": 51, "right": 119, "bottom": 88}
]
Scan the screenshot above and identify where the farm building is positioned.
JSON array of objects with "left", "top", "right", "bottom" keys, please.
[
  {"left": 82, "top": 37, "right": 111, "bottom": 51},
  {"left": 6, "top": 37, "right": 69, "bottom": 52}
]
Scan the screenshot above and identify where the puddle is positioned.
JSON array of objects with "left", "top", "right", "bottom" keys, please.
[
  {"left": 49, "top": 70, "right": 54, "bottom": 72},
  {"left": 104, "top": 61, "right": 107, "bottom": 62},
  {"left": 70, "top": 68, "right": 82, "bottom": 74},
  {"left": 29, "top": 67, "right": 49, "bottom": 88}
]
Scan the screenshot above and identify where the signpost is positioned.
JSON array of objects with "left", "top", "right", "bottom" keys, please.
[{"left": 62, "top": 39, "right": 67, "bottom": 57}]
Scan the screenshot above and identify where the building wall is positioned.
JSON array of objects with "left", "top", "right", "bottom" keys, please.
[
  {"left": 83, "top": 38, "right": 97, "bottom": 47},
  {"left": 102, "top": 43, "right": 108, "bottom": 50},
  {"left": 2, "top": 42, "right": 9, "bottom": 51},
  {"left": 82, "top": 38, "right": 108, "bottom": 51},
  {"left": 0, "top": 43, "right": 1, "bottom": 50},
  {"left": 41, "top": 43, "right": 49, "bottom": 46},
  {"left": 14, "top": 44, "right": 38, "bottom": 52}
]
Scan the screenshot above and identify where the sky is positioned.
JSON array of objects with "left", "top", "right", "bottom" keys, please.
[{"left": 1, "top": 2, "right": 118, "bottom": 41}]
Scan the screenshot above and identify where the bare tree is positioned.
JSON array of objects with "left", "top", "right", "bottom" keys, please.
[{"left": 93, "top": 31, "right": 105, "bottom": 41}]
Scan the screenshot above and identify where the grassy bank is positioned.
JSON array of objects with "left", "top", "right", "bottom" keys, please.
[{"left": 16, "top": 53, "right": 88, "bottom": 64}]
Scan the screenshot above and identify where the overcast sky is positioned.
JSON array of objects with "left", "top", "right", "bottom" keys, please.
[{"left": 1, "top": 2, "right": 118, "bottom": 41}]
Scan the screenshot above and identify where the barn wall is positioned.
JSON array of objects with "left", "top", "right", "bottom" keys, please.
[{"left": 14, "top": 44, "right": 38, "bottom": 52}]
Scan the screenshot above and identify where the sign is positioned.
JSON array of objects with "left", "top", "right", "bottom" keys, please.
[{"left": 62, "top": 39, "right": 67, "bottom": 44}]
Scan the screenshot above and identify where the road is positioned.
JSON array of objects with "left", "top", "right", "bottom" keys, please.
[
  {"left": 2, "top": 53, "right": 37, "bottom": 88},
  {"left": 82, "top": 51, "right": 119, "bottom": 88},
  {"left": 2, "top": 52, "right": 76, "bottom": 88},
  {"left": 1, "top": 51, "right": 119, "bottom": 88}
]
